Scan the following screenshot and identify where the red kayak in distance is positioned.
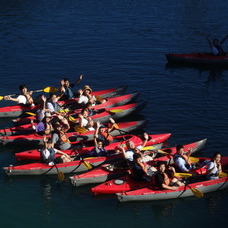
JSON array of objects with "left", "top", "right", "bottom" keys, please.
[
  {"left": 0, "top": 92, "right": 140, "bottom": 136},
  {"left": 0, "top": 86, "right": 127, "bottom": 118},
  {"left": 166, "top": 53, "right": 228, "bottom": 65},
  {"left": 70, "top": 138, "right": 207, "bottom": 187},
  {"left": 15, "top": 133, "right": 171, "bottom": 161},
  {"left": 2, "top": 144, "right": 165, "bottom": 176}
]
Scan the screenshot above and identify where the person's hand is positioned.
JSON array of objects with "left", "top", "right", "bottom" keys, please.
[
  {"left": 109, "top": 118, "right": 115, "bottom": 124},
  {"left": 60, "top": 79, "right": 65, "bottom": 86},
  {"left": 96, "top": 121, "right": 101, "bottom": 128},
  {"left": 79, "top": 74, "right": 83, "bottom": 80},
  {"left": 4, "top": 96, "right": 11, "bottom": 100},
  {"left": 78, "top": 89, "right": 83, "bottom": 96},
  {"left": 144, "top": 132, "right": 149, "bottom": 140},
  {"left": 171, "top": 186, "right": 178, "bottom": 190},
  {"left": 28, "top": 91, "right": 33, "bottom": 96}
]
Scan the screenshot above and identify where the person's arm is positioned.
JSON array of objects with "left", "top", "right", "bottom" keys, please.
[
  {"left": 162, "top": 183, "right": 178, "bottom": 190},
  {"left": 4, "top": 96, "right": 19, "bottom": 103},
  {"left": 55, "top": 148, "right": 72, "bottom": 160},
  {"left": 94, "top": 121, "right": 101, "bottom": 139},
  {"left": 107, "top": 118, "right": 116, "bottom": 133},
  {"left": 74, "top": 74, "right": 83, "bottom": 86},
  {"left": 220, "top": 34, "right": 228, "bottom": 45},
  {"left": 141, "top": 132, "right": 149, "bottom": 148}
]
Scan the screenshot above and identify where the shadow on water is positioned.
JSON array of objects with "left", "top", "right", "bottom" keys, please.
[{"left": 165, "top": 62, "right": 228, "bottom": 83}]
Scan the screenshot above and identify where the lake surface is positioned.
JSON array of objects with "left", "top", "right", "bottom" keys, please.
[{"left": 0, "top": 0, "right": 228, "bottom": 227}]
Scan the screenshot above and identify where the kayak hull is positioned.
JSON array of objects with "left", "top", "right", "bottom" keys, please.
[{"left": 166, "top": 53, "right": 228, "bottom": 65}]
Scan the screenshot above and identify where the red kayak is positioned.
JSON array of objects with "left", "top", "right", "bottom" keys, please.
[
  {"left": 0, "top": 92, "right": 140, "bottom": 136},
  {"left": 11, "top": 101, "right": 147, "bottom": 127},
  {"left": 117, "top": 157, "right": 228, "bottom": 202},
  {"left": 0, "top": 86, "right": 127, "bottom": 118},
  {"left": 2, "top": 144, "right": 165, "bottom": 176},
  {"left": 70, "top": 138, "right": 207, "bottom": 187},
  {"left": 15, "top": 133, "right": 171, "bottom": 161},
  {"left": 166, "top": 53, "right": 228, "bottom": 65}
]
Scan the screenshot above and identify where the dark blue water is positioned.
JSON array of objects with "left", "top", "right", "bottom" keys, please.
[{"left": 0, "top": 0, "right": 228, "bottom": 227}]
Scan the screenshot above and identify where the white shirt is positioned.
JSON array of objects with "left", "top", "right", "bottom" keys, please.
[
  {"left": 125, "top": 145, "right": 143, "bottom": 161},
  {"left": 17, "top": 95, "right": 27, "bottom": 104},
  {"left": 41, "top": 148, "right": 57, "bottom": 165}
]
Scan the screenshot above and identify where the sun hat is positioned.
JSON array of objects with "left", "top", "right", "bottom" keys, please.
[{"left": 83, "top": 85, "right": 92, "bottom": 93}]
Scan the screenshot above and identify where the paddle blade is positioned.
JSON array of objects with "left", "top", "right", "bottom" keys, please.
[
  {"left": 68, "top": 116, "right": 76, "bottom": 122},
  {"left": 189, "top": 157, "right": 200, "bottom": 163},
  {"left": 175, "top": 173, "right": 192, "bottom": 178},
  {"left": 113, "top": 123, "right": 119, "bottom": 129},
  {"left": 83, "top": 160, "right": 93, "bottom": 169},
  {"left": 57, "top": 170, "right": 65, "bottom": 182},
  {"left": 109, "top": 109, "right": 123, "bottom": 113},
  {"left": 190, "top": 187, "right": 204, "bottom": 198},
  {"left": 142, "top": 146, "right": 156, "bottom": 151},
  {"left": 219, "top": 172, "right": 228, "bottom": 178},
  {"left": 43, "top": 87, "right": 59, "bottom": 93},
  {"left": 73, "top": 126, "right": 87, "bottom": 133},
  {"left": 0, "top": 96, "right": 4, "bottom": 101},
  {"left": 25, "top": 112, "right": 36, "bottom": 116}
]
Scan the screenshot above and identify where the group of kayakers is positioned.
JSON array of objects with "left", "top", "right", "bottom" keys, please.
[{"left": 1, "top": 74, "right": 225, "bottom": 192}]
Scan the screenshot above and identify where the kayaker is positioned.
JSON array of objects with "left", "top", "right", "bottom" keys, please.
[
  {"left": 130, "top": 153, "right": 151, "bottom": 182},
  {"left": 153, "top": 161, "right": 184, "bottom": 190},
  {"left": 77, "top": 85, "right": 96, "bottom": 107},
  {"left": 34, "top": 95, "right": 46, "bottom": 122},
  {"left": 46, "top": 93, "right": 62, "bottom": 115},
  {"left": 89, "top": 139, "right": 108, "bottom": 157},
  {"left": 78, "top": 109, "right": 95, "bottom": 131},
  {"left": 31, "top": 112, "right": 54, "bottom": 136},
  {"left": 41, "top": 137, "right": 73, "bottom": 165},
  {"left": 123, "top": 132, "right": 149, "bottom": 162},
  {"left": 51, "top": 122, "right": 71, "bottom": 150},
  {"left": 60, "top": 74, "right": 83, "bottom": 100},
  {"left": 173, "top": 145, "right": 195, "bottom": 173},
  {"left": 4, "top": 84, "right": 34, "bottom": 106},
  {"left": 94, "top": 118, "right": 117, "bottom": 146},
  {"left": 207, "top": 34, "right": 228, "bottom": 56},
  {"left": 205, "top": 152, "right": 222, "bottom": 180}
]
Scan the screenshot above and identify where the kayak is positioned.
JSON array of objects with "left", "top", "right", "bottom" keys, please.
[
  {"left": 0, "top": 102, "right": 147, "bottom": 146},
  {"left": 0, "top": 86, "right": 127, "bottom": 118},
  {"left": 2, "top": 144, "right": 164, "bottom": 176},
  {"left": 70, "top": 138, "right": 207, "bottom": 187},
  {"left": 0, "top": 92, "right": 140, "bottom": 136},
  {"left": 92, "top": 153, "right": 224, "bottom": 197},
  {"left": 117, "top": 157, "right": 228, "bottom": 202},
  {"left": 166, "top": 53, "right": 228, "bottom": 65},
  {"left": 15, "top": 133, "right": 171, "bottom": 161},
  {"left": 11, "top": 101, "right": 147, "bottom": 127}
]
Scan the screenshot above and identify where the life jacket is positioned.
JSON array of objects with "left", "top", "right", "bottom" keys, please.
[
  {"left": 89, "top": 147, "right": 107, "bottom": 157},
  {"left": 174, "top": 154, "right": 191, "bottom": 169},
  {"left": 163, "top": 172, "right": 170, "bottom": 186},
  {"left": 98, "top": 132, "right": 114, "bottom": 144}
]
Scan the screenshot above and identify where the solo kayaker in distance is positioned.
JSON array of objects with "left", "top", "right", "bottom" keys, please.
[
  {"left": 41, "top": 137, "right": 73, "bottom": 165},
  {"left": 153, "top": 161, "right": 184, "bottom": 190},
  {"left": 60, "top": 74, "right": 83, "bottom": 100},
  {"left": 4, "top": 84, "right": 34, "bottom": 106},
  {"left": 207, "top": 34, "right": 228, "bottom": 56},
  {"left": 205, "top": 152, "right": 222, "bottom": 180}
]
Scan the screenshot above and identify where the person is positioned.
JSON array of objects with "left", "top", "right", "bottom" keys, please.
[
  {"left": 93, "top": 118, "right": 117, "bottom": 145},
  {"left": 4, "top": 84, "right": 34, "bottom": 106},
  {"left": 77, "top": 85, "right": 96, "bottom": 107},
  {"left": 46, "top": 93, "right": 62, "bottom": 115},
  {"left": 153, "top": 161, "right": 184, "bottom": 190},
  {"left": 89, "top": 139, "right": 108, "bottom": 157},
  {"left": 31, "top": 112, "right": 54, "bottom": 135},
  {"left": 60, "top": 74, "right": 83, "bottom": 100},
  {"left": 41, "top": 137, "right": 73, "bottom": 165},
  {"left": 34, "top": 95, "right": 47, "bottom": 122},
  {"left": 205, "top": 152, "right": 222, "bottom": 180},
  {"left": 130, "top": 153, "right": 151, "bottom": 182},
  {"left": 51, "top": 122, "right": 71, "bottom": 150},
  {"left": 207, "top": 34, "right": 228, "bottom": 56},
  {"left": 173, "top": 145, "right": 195, "bottom": 173},
  {"left": 123, "top": 132, "right": 149, "bottom": 162},
  {"left": 78, "top": 109, "right": 95, "bottom": 131}
]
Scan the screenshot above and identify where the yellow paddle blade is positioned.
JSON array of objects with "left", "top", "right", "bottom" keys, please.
[
  {"left": 142, "top": 146, "right": 156, "bottom": 151},
  {"left": 113, "top": 123, "right": 119, "bottom": 129},
  {"left": 59, "top": 108, "right": 70, "bottom": 113},
  {"left": 0, "top": 96, "right": 4, "bottom": 101},
  {"left": 219, "top": 172, "right": 228, "bottom": 178},
  {"left": 190, "top": 187, "right": 204, "bottom": 198},
  {"left": 57, "top": 170, "right": 65, "bottom": 182},
  {"left": 108, "top": 109, "right": 123, "bottom": 113},
  {"left": 83, "top": 160, "right": 93, "bottom": 169},
  {"left": 43, "top": 86, "right": 59, "bottom": 93},
  {"left": 25, "top": 112, "right": 36, "bottom": 116},
  {"left": 175, "top": 173, "right": 192, "bottom": 178},
  {"left": 68, "top": 116, "right": 76, "bottom": 122},
  {"left": 73, "top": 126, "right": 87, "bottom": 133},
  {"left": 189, "top": 157, "right": 200, "bottom": 163}
]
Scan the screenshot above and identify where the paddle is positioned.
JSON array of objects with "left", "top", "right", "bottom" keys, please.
[
  {"left": 73, "top": 126, "right": 87, "bottom": 133},
  {"left": 219, "top": 172, "right": 228, "bottom": 178},
  {"left": 108, "top": 109, "right": 123, "bottom": 113},
  {"left": 25, "top": 112, "right": 36, "bottom": 116},
  {"left": 54, "top": 164, "right": 65, "bottom": 182},
  {"left": 187, "top": 185, "right": 204, "bottom": 198},
  {"left": 175, "top": 173, "right": 193, "bottom": 178},
  {"left": 80, "top": 157, "right": 93, "bottom": 169},
  {"left": 0, "top": 86, "right": 58, "bottom": 101}
]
